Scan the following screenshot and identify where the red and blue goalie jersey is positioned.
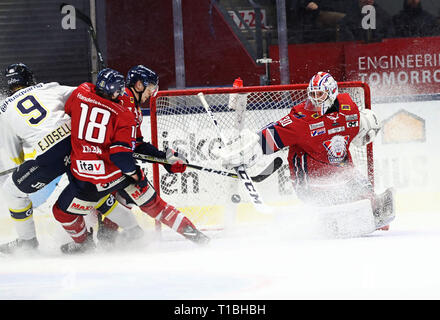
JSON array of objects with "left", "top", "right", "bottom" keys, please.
[
  {"left": 65, "top": 83, "right": 137, "bottom": 184},
  {"left": 258, "top": 93, "right": 361, "bottom": 184}
]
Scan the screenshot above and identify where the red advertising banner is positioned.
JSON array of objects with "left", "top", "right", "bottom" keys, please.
[{"left": 344, "top": 37, "right": 440, "bottom": 97}]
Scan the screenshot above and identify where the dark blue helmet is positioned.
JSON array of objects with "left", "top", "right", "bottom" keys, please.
[
  {"left": 126, "top": 65, "right": 158, "bottom": 88},
  {"left": 96, "top": 68, "right": 125, "bottom": 98},
  {"left": 5, "top": 63, "right": 36, "bottom": 93}
]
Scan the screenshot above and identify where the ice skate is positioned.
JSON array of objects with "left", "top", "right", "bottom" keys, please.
[
  {"left": 181, "top": 225, "right": 210, "bottom": 245},
  {"left": 120, "top": 226, "right": 144, "bottom": 243},
  {"left": 96, "top": 215, "right": 119, "bottom": 245},
  {"left": 60, "top": 230, "right": 96, "bottom": 254},
  {"left": 0, "top": 237, "right": 39, "bottom": 254}
]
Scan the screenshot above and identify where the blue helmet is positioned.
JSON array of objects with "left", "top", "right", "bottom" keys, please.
[
  {"left": 126, "top": 65, "right": 158, "bottom": 88},
  {"left": 5, "top": 63, "right": 36, "bottom": 93},
  {"left": 96, "top": 68, "right": 125, "bottom": 98}
]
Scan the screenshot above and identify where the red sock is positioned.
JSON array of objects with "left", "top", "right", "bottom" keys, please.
[
  {"left": 53, "top": 202, "right": 87, "bottom": 243},
  {"left": 140, "top": 196, "right": 196, "bottom": 234}
]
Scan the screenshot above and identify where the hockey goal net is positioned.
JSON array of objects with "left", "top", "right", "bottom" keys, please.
[{"left": 146, "top": 82, "right": 373, "bottom": 230}]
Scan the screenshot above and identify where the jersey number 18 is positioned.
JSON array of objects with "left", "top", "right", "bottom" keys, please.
[{"left": 77, "top": 103, "right": 110, "bottom": 143}]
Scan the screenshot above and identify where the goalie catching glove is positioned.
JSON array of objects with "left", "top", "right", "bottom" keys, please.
[
  {"left": 213, "top": 128, "right": 262, "bottom": 170},
  {"left": 351, "top": 109, "right": 381, "bottom": 147}
]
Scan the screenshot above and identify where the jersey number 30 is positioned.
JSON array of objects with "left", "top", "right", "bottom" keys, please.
[{"left": 78, "top": 103, "right": 110, "bottom": 143}]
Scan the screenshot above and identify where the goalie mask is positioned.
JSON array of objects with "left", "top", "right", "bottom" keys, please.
[{"left": 306, "top": 72, "right": 338, "bottom": 116}]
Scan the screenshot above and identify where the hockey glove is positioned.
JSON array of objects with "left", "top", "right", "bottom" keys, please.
[
  {"left": 133, "top": 166, "right": 149, "bottom": 192},
  {"left": 163, "top": 148, "right": 188, "bottom": 174}
]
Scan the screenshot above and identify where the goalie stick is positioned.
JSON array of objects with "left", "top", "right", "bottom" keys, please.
[
  {"left": 197, "top": 92, "right": 272, "bottom": 214},
  {"left": 60, "top": 3, "right": 106, "bottom": 70},
  {"left": 132, "top": 152, "right": 282, "bottom": 183}
]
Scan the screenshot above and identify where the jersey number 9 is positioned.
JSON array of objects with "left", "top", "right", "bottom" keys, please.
[{"left": 16, "top": 95, "right": 48, "bottom": 125}]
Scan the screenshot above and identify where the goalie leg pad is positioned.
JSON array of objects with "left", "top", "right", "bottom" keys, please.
[
  {"left": 303, "top": 199, "right": 377, "bottom": 238},
  {"left": 373, "top": 187, "right": 395, "bottom": 229}
]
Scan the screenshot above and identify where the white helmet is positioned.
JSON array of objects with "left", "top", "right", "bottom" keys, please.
[{"left": 306, "top": 72, "right": 338, "bottom": 116}]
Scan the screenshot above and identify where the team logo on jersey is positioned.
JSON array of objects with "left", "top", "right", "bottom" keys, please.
[
  {"left": 76, "top": 160, "right": 105, "bottom": 175},
  {"left": 311, "top": 128, "right": 326, "bottom": 137},
  {"left": 323, "top": 135, "right": 349, "bottom": 164}
]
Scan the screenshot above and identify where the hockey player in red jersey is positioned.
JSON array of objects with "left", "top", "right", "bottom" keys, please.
[
  {"left": 53, "top": 68, "right": 208, "bottom": 254},
  {"left": 97, "top": 65, "right": 208, "bottom": 245},
  {"left": 217, "top": 72, "right": 394, "bottom": 234}
]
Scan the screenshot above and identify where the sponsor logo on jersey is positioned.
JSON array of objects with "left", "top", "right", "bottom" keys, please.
[
  {"left": 31, "top": 182, "right": 46, "bottom": 190},
  {"left": 311, "top": 128, "right": 326, "bottom": 137},
  {"left": 76, "top": 160, "right": 105, "bottom": 175},
  {"left": 323, "top": 135, "right": 349, "bottom": 164},
  {"left": 309, "top": 121, "right": 324, "bottom": 130},
  {"left": 328, "top": 126, "right": 345, "bottom": 135},
  {"left": 67, "top": 198, "right": 97, "bottom": 215},
  {"left": 347, "top": 121, "right": 359, "bottom": 128},
  {"left": 344, "top": 114, "right": 358, "bottom": 121},
  {"left": 96, "top": 176, "right": 127, "bottom": 192},
  {"left": 341, "top": 104, "right": 351, "bottom": 111},
  {"left": 1, "top": 84, "right": 44, "bottom": 113},
  {"left": 82, "top": 145, "right": 103, "bottom": 155},
  {"left": 37, "top": 122, "right": 71, "bottom": 153},
  {"left": 293, "top": 112, "right": 306, "bottom": 119},
  {"left": 123, "top": 183, "right": 156, "bottom": 206},
  {"left": 311, "top": 113, "right": 320, "bottom": 119}
]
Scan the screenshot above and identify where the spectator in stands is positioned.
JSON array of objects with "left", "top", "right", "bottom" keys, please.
[
  {"left": 287, "top": 0, "right": 356, "bottom": 43},
  {"left": 337, "top": 0, "right": 395, "bottom": 42},
  {"left": 393, "top": 0, "right": 440, "bottom": 38},
  {"left": 287, "top": 1, "right": 321, "bottom": 43}
]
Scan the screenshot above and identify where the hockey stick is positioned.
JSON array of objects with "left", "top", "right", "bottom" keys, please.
[
  {"left": 197, "top": 92, "right": 272, "bottom": 214},
  {"left": 60, "top": 3, "right": 106, "bottom": 70},
  {"left": 0, "top": 167, "right": 15, "bottom": 177},
  {"left": 132, "top": 152, "right": 282, "bottom": 183}
]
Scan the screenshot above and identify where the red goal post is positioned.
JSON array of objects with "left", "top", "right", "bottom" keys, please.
[{"left": 147, "top": 82, "right": 373, "bottom": 229}]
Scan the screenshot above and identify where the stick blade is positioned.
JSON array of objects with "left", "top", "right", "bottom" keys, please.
[{"left": 252, "top": 157, "right": 283, "bottom": 182}]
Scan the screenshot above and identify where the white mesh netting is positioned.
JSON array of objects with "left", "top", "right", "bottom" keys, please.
[{"left": 145, "top": 84, "right": 371, "bottom": 230}]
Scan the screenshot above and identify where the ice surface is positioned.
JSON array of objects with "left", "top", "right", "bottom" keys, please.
[{"left": 1, "top": 207, "right": 440, "bottom": 300}]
